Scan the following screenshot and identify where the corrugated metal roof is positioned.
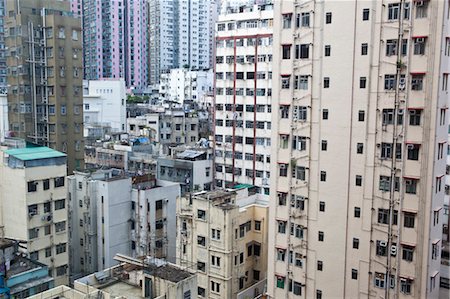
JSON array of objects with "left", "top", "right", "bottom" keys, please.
[{"left": 4, "top": 147, "right": 66, "bottom": 161}]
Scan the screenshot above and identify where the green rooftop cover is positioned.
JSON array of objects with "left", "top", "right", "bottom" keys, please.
[
  {"left": 232, "top": 184, "right": 255, "bottom": 189},
  {"left": 4, "top": 147, "right": 66, "bottom": 161}
]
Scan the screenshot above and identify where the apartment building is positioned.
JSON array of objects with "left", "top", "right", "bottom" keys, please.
[
  {"left": 78, "top": 0, "right": 148, "bottom": 90},
  {"left": 67, "top": 169, "right": 132, "bottom": 281},
  {"left": 157, "top": 146, "right": 213, "bottom": 194},
  {"left": 131, "top": 176, "right": 180, "bottom": 263},
  {"left": 5, "top": 0, "right": 84, "bottom": 173},
  {"left": 83, "top": 79, "right": 127, "bottom": 135},
  {"left": 267, "top": 1, "right": 448, "bottom": 298},
  {"left": 159, "top": 68, "right": 213, "bottom": 105},
  {"left": 176, "top": 188, "right": 269, "bottom": 299},
  {"left": 442, "top": 127, "right": 450, "bottom": 289},
  {"left": 0, "top": 0, "right": 6, "bottom": 94},
  {"left": 0, "top": 145, "right": 69, "bottom": 285},
  {"left": 148, "top": 0, "right": 217, "bottom": 86},
  {"left": 214, "top": 2, "right": 273, "bottom": 194}
]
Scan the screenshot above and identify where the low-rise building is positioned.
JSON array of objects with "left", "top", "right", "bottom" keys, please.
[
  {"left": 131, "top": 177, "right": 180, "bottom": 263},
  {"left": 83, "top": 79, "right": 127, "bottom": 134},
  {"left": 0, "top": 143, "right": 69, "bottom": 285},
  {"left": 29, "top": 254, "right": 197, "bottom": 299},
  {"left": 67, "top": 169, "right": 132, "bottom": 281},
  {"left": 0, "top": 239, "right": 54, "bottom": 298},
  {"left": 176, "top": 188, "right": 269, "bottom": 298},
  {"left": 157, "top": 145, "right": 213, "bottom": 194}
]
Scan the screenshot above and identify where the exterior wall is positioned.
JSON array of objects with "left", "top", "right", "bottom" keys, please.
[
  {"left": 5, "top": 0, "right": 84, "bottom": 173},
  {"left": 83, "top": 79, "right": 126, "bottom": 133},
  {"left": 0, "top": 93, "right": 8, "bottom": 142},
  {"left": 214, "top": 3, "right": 273, "bottom": 194},
  {"left": 0, "top": 0, "right": 6, "bottom": 93},
  {"left": 176, "top": 191, "right": 269, "bottom": 299},
  {"left": 0, "top": 161, "right": 69, "bottom": 286},
  {"left": 131, "top": 180, "right": 180, "bottom": 263},
  {"left": 268, "top": 1, "right": 448, "bottom": 299}
]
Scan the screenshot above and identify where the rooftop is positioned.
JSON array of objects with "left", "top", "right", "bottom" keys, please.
[
  {"left": 194, "top": 190, "right": 237, "bottom": 209},
  {"left": 4, "top": 146, "right": 66, "bottom": 161}
]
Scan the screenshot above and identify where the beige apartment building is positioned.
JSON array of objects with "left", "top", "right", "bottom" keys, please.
[
  {"left": 214, "top": 2, "right": 273, "bottom": 194},
  {"left": 176, "top": 188, "right": 269, "bottom": 298},
  {"left": 267, "top": 0, "right": 449, "bottom": 298},
  {"left": 5, "top": 0, "right": 84, "bottom": 173},
  {"left": 0, "top": 144, "right": 69, "bottom": 285}
]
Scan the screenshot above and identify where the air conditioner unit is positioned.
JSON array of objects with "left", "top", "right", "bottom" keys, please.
[
  {"left": 407, "top": 144, "right": 415, "bottom": 150},
  {"left": 281, "top": 135, "right": 288, "bottom": 140},
  {"left": 416, "top": 1, "right": 424, "bottom": 7},
  {"left": 390, "top": 245, "right": 397, "bottom": 256},
  {"left": 398, "top": 109, "right": 404, "bottom": 115},
  {"left": 379, "top": 241, "right": 387, "bottom": 247},
  {"left": 40, "top": 40, "right": 45, "bottom": 46},
  {"left": 416, "top": 37, "right": 425, "bottom": 43},
  {"left": 280, "top": 164, "right": 287, "bottom": 169}
]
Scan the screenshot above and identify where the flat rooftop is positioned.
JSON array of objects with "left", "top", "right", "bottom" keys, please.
[
  {"left": 7, "top": 255, "right": 41, "bottom": 278},
  {"left": 144, "top": 262, "right": 193, "bottom": 283},
  {"left": 100, "top": 281, "right": 143, "bottom": 299},
  {"left": 4, "top": 146, "right": 66, "bottom": 161}
]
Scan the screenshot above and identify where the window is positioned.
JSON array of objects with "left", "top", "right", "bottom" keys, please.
[
  {"left": 318, "top": 231, "right": 324, "bottom": 241},
  {"left": 295, "top": 76, "right": 309, "bottom": 90},
  {"left": 45, "top": 247, "right": 52, "bottom": 258},
  {"left": 317, "top": 260, "right": 323, "bottom": 271},
  {"left": 300, "top": 12, "right": 310, "bottom": 27},
  {"left": 58, "top": 27, "right": 65, "bottom": 38},
  {"left": 376, "top": 240, "right": 388, "bottom": 256},
  {"left": 254, "top": 220, "right": 261, "bottom": 231},
  {"left": 278, "top": 221, "right": 287, "bottom": 234},
  {"left": 43, "top": 179, "right": 50, "bottom": 190},
  {"left": 353, "top": 238, "right": 359, "bottom": 249},
  {"left": 407, "top": 144, "right": 420, "bottom": 160},
  {"left": 375, "top": 272, "right": 386, "bottom": 288},
  {"left": 30, "top": 251, "right": 39, "bottom": 261},
  {"left": 405, "top": 179, "right": 417, "bottom": 194},
  {"left": 400, "top": 279, "right": 412, "bottom": 294},
  {"left": 319, "top": 201, "right": 325, "bottom": 212},
  {"left": 29, "top": 228, "right": 38, "bottom": 239},
  {"left": 402, "top": 245, "right": 414, "bottom": 262},
  {"left": 324, "top": 45, "right": 331, "bottom": 56},
  {"left": 278, "top": 192, "right": 287, "bottom": 205},
  {"left": 357, "top": 143, "right": 364, "bottom": 154},
  {"left": 283, "top": 14, "right": 292, "bottom": 29},
  {"left": 211, "top": 255, "right": 221, "bottom": 267},
  {"left": 361, "top": 43, "right": 368, "bottom": 55},
  {"left": 28, "top": 181, "right": 37, "bottom": 192},
  {"left": 432, "top": 242, "right": 439, "bottom": 260},
  {"left": 409, "top": 109, "right": 421, "bottom": 125},
  {"left": 322, "top": 109, "right": 329, "bottom": 120},
  {"left": 411, "top": 75, "right": 424, "bottom": 90},
  {"left": 404, "top": 212, "right": 415, "bottom": 228},
  {"left": 197, "top": 235, "right": 206, "bottom": 246},
  {"left": 44, "top": 225, "right": 51, "bottom": 235},
  {"left": 378, "top": 209, "right": 398, "bottom": 225},
  {"left": 415, "top": 1, "right": 428, "bottom": 18},
  {"left": 44, "top": 202, "right": 51, "bottom": 213},
  {"left": 388, "top": 3, "right": 401, "bottom": 20},
  {"left": 325, "top": 12, "right": 332, "bottom": 24},
  {"left": 197, "top": 209, "right": 206, "bottom": 220},
  {"left": 317, "top": 290, "right": 322, "bottom": 299},
  {"left": 321, "top": 140, "right": 328, "bottom": 151},
  {"left": 356, "top": 175, "right": 362, "bottom": 186},
  {"left": 280, "top": 105, "right": 290, "bottom": 118},
  {"left": 354, "top": 207, "right": 361, "bottom": 218},
  {"left": 281, "top": 76, "right": 290, "bottom": 89},
  {"left": 413, "top": 37, "right": 426, "bottom": 55},
  {"left": 320, "top": 171, "right": 326, "bottom": 182},
  {"left": 297, "top": 44, "right": 309, "bottom": 59},
  {"left": 55, "top": 221, "right": 66, "bottom": 233},
  {"left": 279, "top": 164, "right": 288, "bottom": 177},
  {"left": 211, "top": 229, "right": 221, "bottom": 240},
  {"left": 323, "top": 77, "right": 330, "bottom": 88},
  {"left": 282, "top": 45, "right": 291, "bottom": 59},
  {"left": 198, "top": 287, "right": 206, "bottom": 297},
  {"left": 54, "top": 177, "right": 65, "bottom": 187},
  {"left": 277, "top": 248, "right": 286, "bottom": 261},
  {"left": 352, "top": 269, "right": 358, "bottom": 279},
  {"left": 56, "top": 243, "right": 66, "bottom": 254},
  {"left": 362, "top": 8, "right": 370, "bottom": 20},
  {"left": 358, "top": 110, "right": 365, "bottom": 121},
  {"left": 277, "top": 276, "right": 285, "bottom": 289}
]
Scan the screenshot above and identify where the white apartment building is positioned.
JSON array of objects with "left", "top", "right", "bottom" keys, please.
[
  {"left": 149, "top": 0, "right": 218, "bottom": 85},
  {"left": 0, "top": 94, "right": 8, "bottom": 142},
  {"left": 67, "top": 169, "right": 132, "bottom": 281},
  {"left": 0, "top": 145, "right": 69, "bottom": 285},
  {"left": 176, "top": 188, "right": 269, "bottom": 299},
  {"left": 267, "top": 1, "right": 448, "bottom": 299},
  {"left": 214, "top": 2, "right": 274, "bottom": 194},
  {"left": 83, "top": 79, "right": 127, "bottom": 135},
  {"left": 159, "top": 68, "right": 213, "bottom": 105},
  {"left": 131, "top": 177, "right": 180, "bottom": 263}
]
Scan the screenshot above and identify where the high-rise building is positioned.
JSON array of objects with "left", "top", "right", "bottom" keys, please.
[
  {"left": 77, "top": 0, "right": 148, "bottom": 90},
  {"left": 5, "top": 0, "right": 84, "bottom": 173},
  {"left": 148, "top": 0, "right": 218, "bottom": 86},
  {"left": 0, "top": 0, "right": 7, "bottom": 94},
  {"left": 213, "top": 2, "right": 273, "bottom": 194},
  {"left": 0, "top": 144, "right": 69, "bottom": 286},
  {"left": 267, "top": 1, "right": 448, "bottom": 298},
  {"left": 176, "top": 188, "right": 269, "bottom": 298}
]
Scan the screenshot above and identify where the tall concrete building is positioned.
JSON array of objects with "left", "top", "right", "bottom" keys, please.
[
  {"left": 148, "top": 0, "right": 218, "bottom": 86},
  {"left": 266, "top": 1, "right": 448, "bottom": 298},
  {"left": 0, "top": 0, "right": 7, "bottom": 94},
  {"left": 0, "top": 144, "right": 69, "bottom": 286},
  {"left": 214, "top": 2, "right": 273, "bottom": 194},
  {"left": 76, "top": 0, "right": 148, "bottom": 90},
  {"left": 5, "top": 0, "right": 84, "bottom": 173}
]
